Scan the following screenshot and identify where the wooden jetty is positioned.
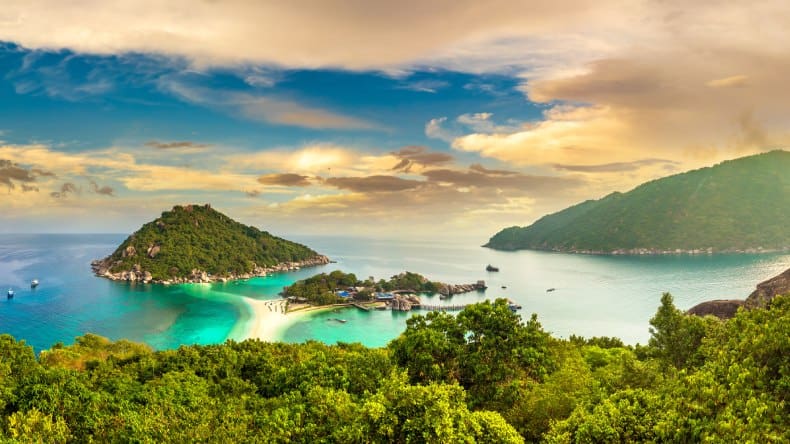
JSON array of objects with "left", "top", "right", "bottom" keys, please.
[{"left": 416, "top": 303, "right": 473, "bottom": 312}]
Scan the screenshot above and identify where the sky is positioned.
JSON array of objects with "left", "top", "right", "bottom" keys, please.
[{"left": 1, "top": 1, "right": 788, "bottom": 239}]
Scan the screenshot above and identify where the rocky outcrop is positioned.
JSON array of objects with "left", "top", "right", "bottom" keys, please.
[
  {"left": 687, "top": 267, "right": 790, "bottom": 319},
  {"left": 745, "top": 268, "right": 790, "bottom": 308},
  {"left": 389, "top": 294, "right": 421, "bottom": 311},
  {"left": 438, "top": 280, "right": 487, "bottom": 296},
  {"left": 91, "top": 255, "right": 331, "bottom": 285},
  {"left": 686, "top": 299, "right": 745, "bottom": 319}
]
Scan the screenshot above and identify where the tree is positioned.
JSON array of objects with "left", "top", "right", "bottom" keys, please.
[{"left": 648, "top": 292, "right": 712, "bottom": 369}]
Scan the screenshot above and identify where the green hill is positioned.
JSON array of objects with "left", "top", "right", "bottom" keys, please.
[
  {"left": 92, "top": 204, "right": 326, "bottom": 282},
  {"left": 485, "top": 150, "right": 790, "bottom": 253}
]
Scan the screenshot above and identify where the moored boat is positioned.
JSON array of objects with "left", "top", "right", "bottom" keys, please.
[
  {"left": 486, "top": 264, "right": 499, "bottom": 272},
  {"left": 7, "top": 288, "right": 14, "bottom": 299},
  {"left": 31, "top": 279, "right": 39, "bottom": 288},
  {"left": 546, "top": 288, "right": 556, "bottom": 292}
]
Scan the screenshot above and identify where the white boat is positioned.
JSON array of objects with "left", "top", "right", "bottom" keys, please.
[
  {"left": 7, "top": 288, "right": 14, "bottom": 299},
  {"left": 31, "top": 279, "right": 39, "bottom": 288}
]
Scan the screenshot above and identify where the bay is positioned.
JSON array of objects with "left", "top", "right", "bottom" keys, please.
[{"left": 0, "top": 233, "right": 787, "bottom": 352}]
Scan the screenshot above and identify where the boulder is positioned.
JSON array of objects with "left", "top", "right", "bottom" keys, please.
[
  {"left": 686, "top": 299, "right": 745, "bottom": 319},
  {"left": 745, "top": 268, "right": 790, "bottom": 308},
  {"left": 147, "top": 244, "right": 161, "bottom": 258}
]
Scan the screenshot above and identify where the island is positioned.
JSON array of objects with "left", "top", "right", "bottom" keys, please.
[
  {"left": 280, "top": 270, "right": 491, "bottom": 311},
  {"left": 91, "top": 204, "right": 329, "bottom": 284},
  {"left": 485, "top": 150, "right": 790, "bottom": 254}
]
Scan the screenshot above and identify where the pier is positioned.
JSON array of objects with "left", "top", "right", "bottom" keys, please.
[{"left": 415, "top": 303, "right": 473, "bottom": 311}]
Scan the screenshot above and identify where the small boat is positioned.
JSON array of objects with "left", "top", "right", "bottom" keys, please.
[
  {"left": 486, "top": 264, "right": 499, "bottom": 272},
  {"left": 546, "top": 288, "right": 556, "bottom": 292},
  {"left": 7, "top": 288, "right": 14, "bottom": 299},
  {"left": 31, "top": 279, "right": 39, "bottom": 288},
  {"left": 501, "top": 286, "right": 507, "bottom": 289}
]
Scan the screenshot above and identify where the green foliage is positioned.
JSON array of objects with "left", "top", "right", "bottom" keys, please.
[
  {"left": 104, "top": 204, "right": 319, "bottom": 279},
  {"left": 648, "top": 292, "right": 715, "bottom": 370},
  {"left": 486, "top": 150, "right": 790, "bottom": 252},
  {"left": 546, "top": 294, "right": 790, "bottom": 443},
  {"left": 0, "top": 293, "right": 786, "bottom": 442},
  {"left": 389, "top": 299, "right": 555, "bottom": 410},
  {"left": 282, "top": 270, "right": 445, "bottom": 306},
  {"left": 281, "top": 270, "right": 359, "bottom": 305}
]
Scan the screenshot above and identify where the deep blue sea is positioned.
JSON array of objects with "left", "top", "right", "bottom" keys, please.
[{"left": 1, "top": 234, "right": 788, "bottom": 352}]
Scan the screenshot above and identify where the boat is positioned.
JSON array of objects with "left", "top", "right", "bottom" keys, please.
[
  {"left": 7, "top": 288, "right": 14, "bottom": 299},
  {"left": 486, "top": 264, "right": 499, "bottom": 272},
  {"left": 546, "top": 288, "right": 556, "bottom": 292},
  {"left": 328, "top": 318, "right": 347, "bottom": 323},
  {"left": 31, "top": 279, "right": 39, "bottom": 288},
  {"left": 501, "top": 285, "right": 507, "bottom": 289}
]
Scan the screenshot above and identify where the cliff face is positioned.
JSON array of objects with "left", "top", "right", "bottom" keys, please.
[
  {"left": 745, "top": 268, "right": 790, "bottom": 309},
  {"left": 92, "top": 204, "right": 329, "bottom": 284}
]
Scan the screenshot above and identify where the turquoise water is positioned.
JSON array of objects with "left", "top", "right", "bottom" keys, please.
[
  {"left": 0, "top": 234, "right": 788, "bottom": 351},
  {"left": 280, "top": 236, "right": 790, "bottom": 346}
]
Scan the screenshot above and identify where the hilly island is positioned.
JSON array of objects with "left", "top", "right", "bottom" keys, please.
[
  {"left": 91, "top": 204, "right": 328, "bottom": 284},
  {"left": 486, "top": 150, "right": 790, "bottom": 254}
]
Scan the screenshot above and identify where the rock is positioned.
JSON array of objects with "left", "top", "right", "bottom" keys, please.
[
  {"left": 745, "top": 267, "right": 790, "bottom": 308},
  {"left": 143, "top": 271, "right": 153, "bottom": 283},
  {"left": 122, "top": 245, "right": 136, "bottom": 258},
  {"left": 686, "top": 299, "right": 745, "bottom": 319},
  {"left": 147, "top": 244, "right": 161, "bottom": 258}
]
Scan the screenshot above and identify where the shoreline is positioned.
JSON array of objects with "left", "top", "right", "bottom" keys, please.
[
  {"left": 91, "top": 255, "right": 331, "bottom": 285},
  {"left": 483, "top": 246, "right": 790, "bottom": 256},
  {"left": 240, "top": 300, "right": 348, "bottom": 342}
]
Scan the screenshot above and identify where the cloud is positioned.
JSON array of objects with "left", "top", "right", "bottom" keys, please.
[
  {"left": 89, "top": 180, "right": 115, "bottom": 196},
  {"left": 707, "top": 75, "right": 749, "bottom": 89},
  {"left": 456, "top": 113, "right": 521, "bottom": 134},
  {"left": 145, "top": 140, "right": 211, "bottom": 152},
  {"left": 161, "top": 79, "right": 379, "bottom": 130},
  {"left": 390, "top": 146, "right": 453, "bottom": 172},
  {"left": 50, "top": 182, "right": 80, "bottom": 199},
  {"left": 422, "top": 166, "right": 583, "bottom": 194},
  {"left": 323, "top": 175, "right": 424, "bottom": 193},
  {"left": 553, "top": 158, "right": 679, "bottom": 173},
  {"left": 425, "top": 117, "right": 458, "bottom": 143},
  {"left": 397, "top": 79, "right": 450, "bottom": 93},
  {"left": 257, "top": 173, "right": 312, "bottom": 187},
  {"left": 0, "top": 1, "right": 615, "bottom": 71},
  {"left": 0, "top": 159, "right": 53, "bottom": 190}
]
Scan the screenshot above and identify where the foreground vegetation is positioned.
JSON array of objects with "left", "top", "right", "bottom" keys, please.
[
  {"left": 99, "top": 204, "right": 319, "bottom": 280},
  {"left": 0, "top": 295, "right": 787, "bottom": 442},
  {"left": 282, "top": 270, "right": 442, "bottom": 305},
  {"left": 486, "top": 150, "right": 790, "bottom": 252}
]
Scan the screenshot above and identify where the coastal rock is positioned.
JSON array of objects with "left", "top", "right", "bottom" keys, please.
[
  {"left": 147, "top": 244, "right": 160, "bottom": 258},
  {"left": 122, "top": 246, "right": 136, "bottom": 258},
  {"left": 686, "top": 299, "right": 745, "bottom": 319},
  {"left": 745, "top": 267, "right": 790, "bottom": 309}
]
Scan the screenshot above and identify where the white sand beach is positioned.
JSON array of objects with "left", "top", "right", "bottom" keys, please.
[{"left": 242, "top": 298, "right": 340, "bottom": 342}]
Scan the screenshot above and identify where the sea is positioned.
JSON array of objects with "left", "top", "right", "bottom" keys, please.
[{"left": 1, "top": 233, "right": 788, "bottom": 352}]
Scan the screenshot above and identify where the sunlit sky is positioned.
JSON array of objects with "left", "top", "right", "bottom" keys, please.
[{"left": 1, "top": 1, "right": 788, "bottom": 238}]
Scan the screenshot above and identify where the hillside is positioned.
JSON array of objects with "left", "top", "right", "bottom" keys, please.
[
  {"left": 92, "top": 204, "right": 328, "bottom": 283},
  {"left": 485, "top": 150, "right": 790, "bottom": 253}
]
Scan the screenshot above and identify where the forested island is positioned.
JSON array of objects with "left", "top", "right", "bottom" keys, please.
[
  {"left": 91, "top": 204, "right": 328, "bottom": 284},
  {"left": 0, "top": 286, "right": 787, "bottom": 442},
  {"left": 486, "top": 150, "right": 790, "bottom": 254},
  {"left": 282, "top": 270, "right": 485, "bottom": 306}
]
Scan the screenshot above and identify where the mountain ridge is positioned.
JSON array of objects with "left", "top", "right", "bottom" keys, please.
[{"left": 485, "top": 150, "right": 790, "bottom": 254}]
